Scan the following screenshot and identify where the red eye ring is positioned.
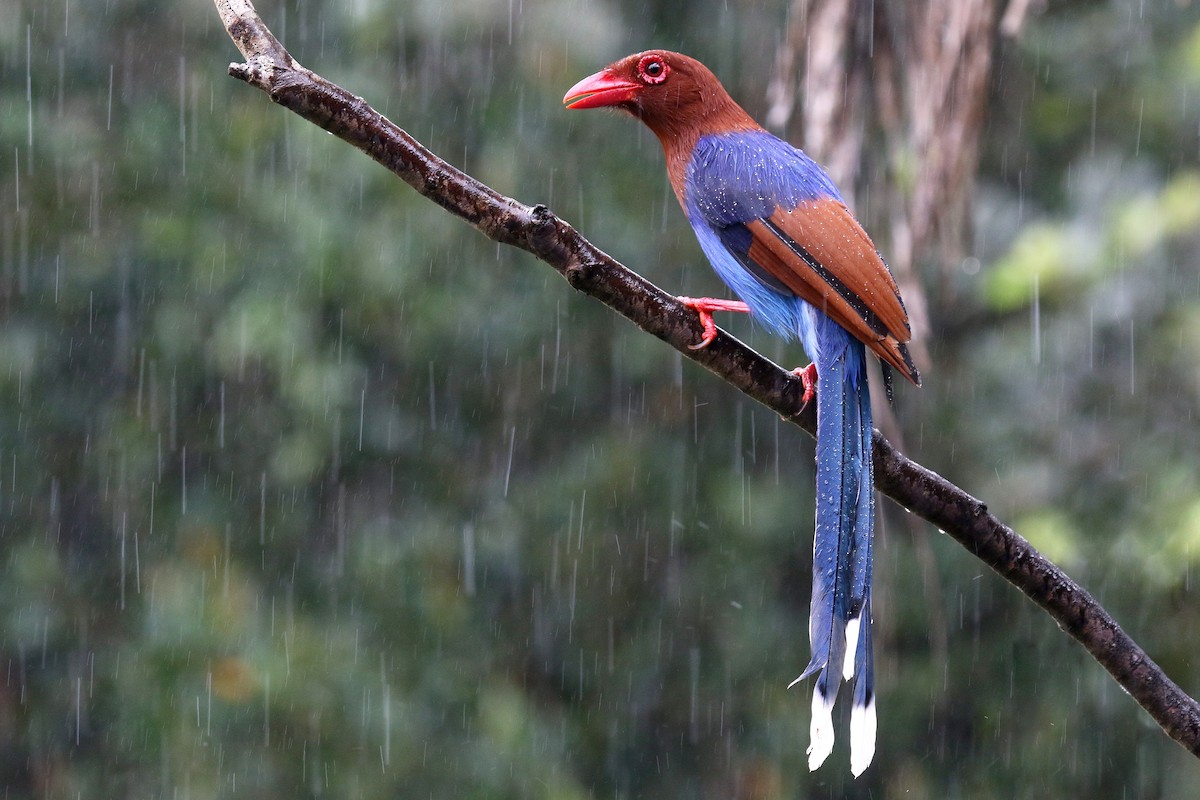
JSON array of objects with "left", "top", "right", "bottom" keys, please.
[{"left": 637, "top": 55, "right": 669, "bottom": 85}]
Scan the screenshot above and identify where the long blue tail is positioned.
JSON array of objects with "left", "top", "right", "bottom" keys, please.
[{"left": 788, "top": 328, "right": 876, "bottom": 776}]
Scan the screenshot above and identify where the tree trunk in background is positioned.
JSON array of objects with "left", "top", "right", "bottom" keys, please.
[{"left": 766, "top": 0, "right": 1025, "bottom": 365}]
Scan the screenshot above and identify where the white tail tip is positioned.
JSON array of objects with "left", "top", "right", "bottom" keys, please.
[
  {"left": 807, "top": 687, "right": 836, "bottom": 771},
  {"left": 842, "top": 615, "right": 861, "bottom": 681},
  {"left": 849, "top": 697, "right": 877, "bottom": 777}
]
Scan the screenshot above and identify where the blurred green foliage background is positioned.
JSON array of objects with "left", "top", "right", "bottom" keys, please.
[{"left": 1, "top": 0, "right": 1199, "bottom": 796}]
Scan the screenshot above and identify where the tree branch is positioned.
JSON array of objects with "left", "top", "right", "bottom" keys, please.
[{"left": 212, "top": 0, "right": 1200, "bottom": 760}]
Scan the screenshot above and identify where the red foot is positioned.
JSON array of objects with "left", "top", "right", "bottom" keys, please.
[
  {"left": 677, "top": 297, "right": 751, "bottom": 350},
  {"left": 793, "top": 363, "right": 818, "bottom": 408}
]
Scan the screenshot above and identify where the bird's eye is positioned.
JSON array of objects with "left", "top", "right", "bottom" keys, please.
[{"left": 638, "top": 56, "right": 669, "bottom": 85}]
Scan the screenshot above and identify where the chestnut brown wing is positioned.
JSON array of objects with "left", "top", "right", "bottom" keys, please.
[{"left": 744, "top": 201, "right": 919, "bottom": 384}]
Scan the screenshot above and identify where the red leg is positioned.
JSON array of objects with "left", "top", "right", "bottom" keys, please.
[
  {"left": 677, "top": 296, "right": 751, "bottom": 350},
  {"left": 792, "top": 363, "right": 817, "bottom": 408}
]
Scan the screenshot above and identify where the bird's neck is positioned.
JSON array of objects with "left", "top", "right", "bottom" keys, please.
[{"left": 642, "top": 98, "right": 760, "bottom": 208}]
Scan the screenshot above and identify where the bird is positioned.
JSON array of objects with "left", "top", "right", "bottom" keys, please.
[{"left": 564, "top": 50, "right": 920, "bottom": 776}]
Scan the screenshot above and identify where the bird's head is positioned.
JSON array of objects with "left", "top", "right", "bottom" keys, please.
[{"left": 563, "top": 50, "right": 751, "bottom": 142}]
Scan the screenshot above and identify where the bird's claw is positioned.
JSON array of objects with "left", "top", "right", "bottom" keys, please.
[
  {"left": 689, "top": 311, "right": 719, "bottom": 349},
  {"left": 678, "top": 297, "right": 719, "bottom": 350},
  {"left": 793, "top": 363, "right": 818, "bottom": 408},
  {"left": 677, "top": 296, "right": 750, "bottom": 350}
]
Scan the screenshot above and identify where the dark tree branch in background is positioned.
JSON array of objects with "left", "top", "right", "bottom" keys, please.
[{"left": 212, "top": 0, "right": 1200, "bottom": 760}]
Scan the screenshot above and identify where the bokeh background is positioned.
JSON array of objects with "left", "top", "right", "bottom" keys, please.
[{"left": 2, "top": 0, "right": 1200, "bottom": 796}]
